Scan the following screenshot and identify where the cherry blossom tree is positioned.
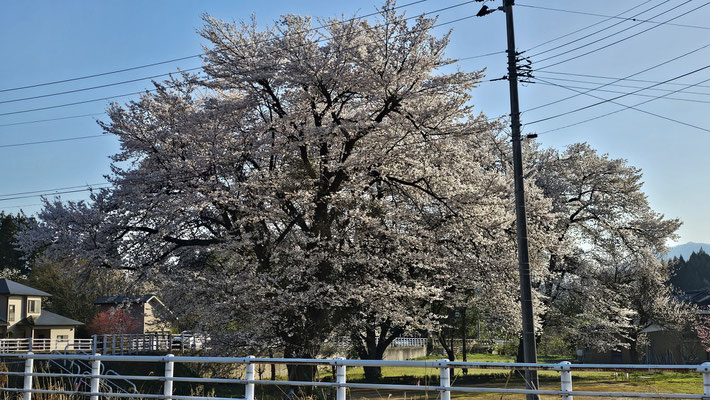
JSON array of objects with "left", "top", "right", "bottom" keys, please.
[
  {"left": 529, "top": 143, "right": 686, "bottom": 360},
  {"left": 19, "top": 3, "right": 545, "bottom": 381}
]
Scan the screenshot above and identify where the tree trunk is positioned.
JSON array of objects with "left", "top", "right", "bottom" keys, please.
[
  {"left": 461, "top": 308, "right": 468, "bottom": 375},
  {"left": 284, "top": 342, "right": 317, "bottom": 393},
  {"left": 629, "top": 337, "right": 640, "bottom": 364},
  {"left": 437, "top": 331, "right": 456, "bottom": 377},
  {"left": 268, "top": 350, "right": 276, "bottom": 381},
  {"left": 355, "top": 323, "right": 404, "bottom": 382}
]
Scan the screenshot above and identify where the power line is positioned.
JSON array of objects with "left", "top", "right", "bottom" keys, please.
[
  {"left": 535, "top": 0, "right": 710, "bottom": 70},
  {"left": 527, "top": 0, "right": 672, "bottom": 59},
  {"left": 533, "top": 79, "right": 710, "bottom": 104},
  {"left": 0, "top": 183, "right": 111, "bottom": 199},
  {"left": 523, "top": 41, "right": 710, "bottom": 113},
  {"left": 0, "top": 7, "right": 487, "bottom": 118},
  {"left": 0, "top": 187, "right": 100, "bottom": 202},
  {"left": 0, "top": 88, "right": 161, "bottom": 117},
  {"left": 0, "top": 0, "right": 430, "bottom": 94},
  {"left": 0, "top": 134, "right": 109, "bottom": 149},
  {"left": 0, "top": 113, "right": 106, "bottom": 128},
  {"left": 532, "top": 76, "right": 710, "bottom": 136},
  {"left": 2, "top": 17, "right": 503, "bottom": 108},
  {"left": 517, "top": 2, "right": 710, "bottom": 32},
  {"left": 538, "top": 70, "right": 710, "bottom": 90},
  {"left": 0, "top": 67, "right": 203, "bottom": 105},
  {"left": 527, "top": 63, "right": 710, "bottom": 125},
  {"left": 535, "top": 75, "right": 710, "bottom": 97},
  {"left": 532, "top": 0, "right": 694, "bottom": 66},
  {"left": 522, "top": 0, "right": 656, "bottom": 53}
]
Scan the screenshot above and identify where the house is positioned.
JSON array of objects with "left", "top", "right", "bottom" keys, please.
[
  {"left": 0, "top": 278, "right": 83, "bottom": 348},
  {"left": 641, "top": 289, "right": 710, "bottom": 364},
  {"left": 93, "top": 295, "right": 170, "bottom": 333}
]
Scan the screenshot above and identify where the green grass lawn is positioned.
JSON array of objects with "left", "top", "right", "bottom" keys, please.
[{"left": 339, "top": 354, "right": 704, "bottom": 399}]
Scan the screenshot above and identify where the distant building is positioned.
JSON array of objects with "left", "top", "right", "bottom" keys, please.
[
  {"left": 93, "top": 295, "right": 170, "bottom": 333},
  {"left": 0, "top": 278, "right": 83, "bottom": 348},
  {"left": 642, "top": 289, "right": 710, "bottom": 364}
]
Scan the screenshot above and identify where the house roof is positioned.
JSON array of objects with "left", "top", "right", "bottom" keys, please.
[
  {"left": 16, "top": 310, "right": 83, "bottom": 326},
  {"left": 678, "top": 289, "right": 710, "bottom": 307},
  {"left": 94, "top": 295, "right": 158, "bottom": 305},
  {"left": 0, "top": 279, "right": 51, "bottom": 297}
]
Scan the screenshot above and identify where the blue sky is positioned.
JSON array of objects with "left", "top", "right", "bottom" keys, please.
[{"left": 0, "top": 0, "right": 708, "bottom": 245}]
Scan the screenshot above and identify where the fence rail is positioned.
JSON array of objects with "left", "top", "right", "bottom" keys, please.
[
  {"left": 93, "top": 333, "right": 211, "bottom": 354},
  {"left": 1, "top": 352, "right": 710, "bottom": 399},
  {"left": 0, "top": 338, "right": 93, "bottom": 353}
]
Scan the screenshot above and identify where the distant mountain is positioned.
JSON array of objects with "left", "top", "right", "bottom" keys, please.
[{"left": 667, "top": 242, "right": 710, "bottom": 260}]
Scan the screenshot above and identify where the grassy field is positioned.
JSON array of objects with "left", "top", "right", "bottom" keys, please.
[
  {"left": 340, "top": 354, "right": 704, "bottom": 399},
  {"left": 0, "top": 354, "right": 704, "bottom": 400}
]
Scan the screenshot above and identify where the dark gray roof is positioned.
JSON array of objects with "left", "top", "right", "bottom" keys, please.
[
  {"left": 94, "top": 295, "right": 156, "bottom": 305},
  {"left": 0, "top": 279, "right": 51, "bottom": 297},
  {"left": 16, "top": 310, "right": 83, "bottom": 326}
]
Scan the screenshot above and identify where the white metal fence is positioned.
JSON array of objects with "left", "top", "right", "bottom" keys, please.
[
  {"left": 0, "top": 338, "right": 93, "bottom": 353},
  {"left": 1, "top": 353, "right": 710, "bottom": 399},
  {"left": 93, "top": 333, "right": 211, "bottom": 354}
]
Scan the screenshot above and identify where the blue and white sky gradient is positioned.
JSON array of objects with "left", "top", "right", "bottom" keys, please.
[{"left": 0, "top": 0, "right": 708, "bottom": 244}]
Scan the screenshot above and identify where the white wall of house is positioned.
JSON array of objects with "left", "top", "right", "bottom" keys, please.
[
  {"left": 144, "top": 299, "right": 169, "bottom": 332},
  {"left": 7, "top": 296, "right": 24, "bottom": 336}
]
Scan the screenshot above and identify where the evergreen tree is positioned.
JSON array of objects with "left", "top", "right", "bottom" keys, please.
[{"left": 0, "top": 212, "right": 32, "bottom": 275}]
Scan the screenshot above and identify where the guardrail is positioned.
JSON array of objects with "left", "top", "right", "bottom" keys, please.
[
  {"left": 93, "top": 333, "right": 211, "bottom": 354},
  {"left": 0, "top": 338, "right": 93, "bottom": 353},
  {"left": 2, "top": 353, "right": 710, "bottom": 399}
]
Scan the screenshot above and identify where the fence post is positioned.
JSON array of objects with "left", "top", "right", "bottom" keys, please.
[
  {"left": 164, "top": 354, "right": 174, "bottom": 400},
  {"left": 180, "top": 332, "right": 185, "bottom": 353},
  {"left": 91, "top": 335, "right": 97, "bottom": 354},
  {"left": 701, "top": 362, "right": 710, "bottom": 399},
  {"left": 439, "top": 359, "right": 450, "bottom": 400},
  {"left": 23, "top": 352, "right": 34, "bottom": 400},
  {"left": 336, "top": 357, "right": 347, "bottom": 400},
  {"left": 90, "top": 354, "right": 102, "bottom": 400},
  {"left": 27, "top": 337, "right": 33, "bottom": 352},
  {"left": 245, "top": 355, "right": 255, "bottom": 400},
  {"left": 559, "top": 361, "right": 573, "bottom": 400}
]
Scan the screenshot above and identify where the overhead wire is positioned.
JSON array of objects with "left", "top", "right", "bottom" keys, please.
[
  {"left": 534, "top": 75, "right": 710, "bottom": 97},
  {"left": 0, "top": 113, "right": 106, "bottom": 128},
  {"left": 535, "top": 0, "right": 710, "bottom": 70},
  {"left": 0, "top": 0, "right": 430, "bottom": 94},
  {"left": 532, "top": 76, "right": 710, "bottom": 136},
  {"left": 526, "top": 0, "right": 672, "bottom": 59},
  {"left": 532, "top": 79, "right": 710, "bottom": 104},
  {"left": 0, "top": 134, "right": 109, "bottom": 149},
  {"left": 522, "top": 0, "right": 657, "bottom": 53},
  {"left": 517, "top": 2, "right": 710, "bottom": 32},
  {"left": 0, "top": 2, "right": 488, "bottom": 118},
  {"left": 522, "top": 41, "right": 710, "bottom": 113},
  {"left": 526, "top": 62, "right": 710, "bottom": 125},
  {"left": 537, "top": 70, "right": 710, "bottom": 90},
  {"left": 0, "top": 67, "right": 203, "bottom": 105}
]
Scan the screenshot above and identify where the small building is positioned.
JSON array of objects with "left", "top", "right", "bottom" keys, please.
[
  {"left": 0, "top": 278, "right": 83, "bottom": 350},
  {"left": 93, "top": 295, "right": 170, "bottom": 333}
]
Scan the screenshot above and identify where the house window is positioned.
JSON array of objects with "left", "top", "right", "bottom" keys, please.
[
  {"left": 56, "top": 335, "right": 69, "bottom": 342},
  {"left": 8, "top": 305, "right": 15, "bottom": 321},
  {"left": 28, "top": 300, "right": 38, "bottom": 313}
]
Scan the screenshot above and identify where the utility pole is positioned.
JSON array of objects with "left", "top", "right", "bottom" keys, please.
[{"left": 502, "top": 0, "right": 539, "bottom": 399}]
